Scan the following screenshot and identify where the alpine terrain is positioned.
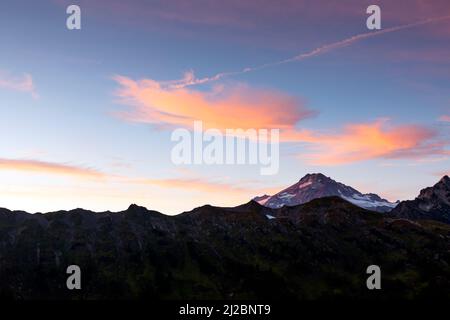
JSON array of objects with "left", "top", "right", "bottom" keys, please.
[
  {"left": 390, "top": 175, "right": 450, "bottom": 224},
  {"left": 255, "top": 173, "right": 398, "bottom": 212}
]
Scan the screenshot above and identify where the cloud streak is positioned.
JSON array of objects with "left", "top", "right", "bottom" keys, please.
[
  {"left": 0, "top": 159, "right": 105, "bottom": 179},
  {"left": 0, "top": 157, "right": 280, "bottom": 197},
  {"left": 0, "top": 72, "right": 38, "bottom": 99},
  {"left": 169, "top": 15, "right": 450, "bottom": 89}
]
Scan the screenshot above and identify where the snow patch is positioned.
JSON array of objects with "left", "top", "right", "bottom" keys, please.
[
  {"left": 278, "top": 192, "right": 296, "bottom": 199},
  {"left": 340, "top": 193, "right": 397, "bottom": 209},
  {"left": 298, "top": 181, "right": 313, "bottom": 189}
]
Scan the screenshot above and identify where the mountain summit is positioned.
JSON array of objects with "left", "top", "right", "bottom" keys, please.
[
  {"left": 254, "top": 173, "right": 397, "bottom": 212},
  {"left": 390, "top": 175, "right": 450, "bottom": 223}
]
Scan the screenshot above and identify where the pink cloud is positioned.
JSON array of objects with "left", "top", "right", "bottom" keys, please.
[
  {"left": 0, "top": 72, "right": 38, "bottom": 99},
  {"left": 0, "top": 158, "right": 104, "bottom": 179},
  {"left": 113, "top": 75, "right": 448, "bottom": 165},
  {"left": 113, "top": 74, "right": 315, "bottom": 131},
  {"left": 0, "top": 157, "right": 282, "bottom": 197},
  {"left": 439, "top": 115, "right": 450, "bottom": 122},
  {"left": 53, "top": 1, "right": 450, "bottom": 29},
  {"left": 51, "top": 0, "right": 450, "bottom": 54}
]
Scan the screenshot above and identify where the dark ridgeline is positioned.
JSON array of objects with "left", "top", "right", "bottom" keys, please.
[
  {"left": 390, "top": 176, "right": 450, "bottom": 224},
  {"left": 0, "top": 177, "right": 449, "bottom": 300}
]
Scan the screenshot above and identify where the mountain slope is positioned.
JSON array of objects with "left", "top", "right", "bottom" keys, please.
[
  {"left": 390, "top": 176, "right": 450, "bottom": 224},
  {"left": 0, "top": 197, "right": 449, "bottom": 300},
  {"left": 255, "top": 173, "right": 397, "bottom": 212}
]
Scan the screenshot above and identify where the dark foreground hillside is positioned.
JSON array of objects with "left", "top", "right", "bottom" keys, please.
[{"left": 0, "top": 197, "right": 449, "bottom": 300}]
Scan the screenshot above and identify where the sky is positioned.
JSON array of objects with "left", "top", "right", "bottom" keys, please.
[{"left": 0, "top": 0, "right": 449, "bottom": 214}]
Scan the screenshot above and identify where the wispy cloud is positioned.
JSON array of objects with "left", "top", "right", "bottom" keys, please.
[
  {"left": 166, "top": 15, "right": 450, "bottom": 89},
  {"left": 0, "top": 72, "right": 38, "bottom": 99},
  {"left": 52, "top": 1, "right": 450, "bottom": 39},
  {"left": 0, "top": 158, "right": 104, "bottom": 179},
  {"left": 0, "top": 157, "right": 280, "bottom": 197}
]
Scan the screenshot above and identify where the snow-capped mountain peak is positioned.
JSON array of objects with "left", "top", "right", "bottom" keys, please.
[{"left": 254, "top": 173, "right": 397, "bottom": 212}]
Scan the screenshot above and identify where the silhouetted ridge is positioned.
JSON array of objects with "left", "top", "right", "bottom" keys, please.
[
  {"left": 391, "top": 175, "right": 450, "bottom": 223},
  {"left": 0, "top": 188, "right": 449, "bottom": 299}
]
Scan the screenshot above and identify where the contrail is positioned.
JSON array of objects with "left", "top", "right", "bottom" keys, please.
[{"left": 171, "top": 15, "right": 450, "bottom": 89}]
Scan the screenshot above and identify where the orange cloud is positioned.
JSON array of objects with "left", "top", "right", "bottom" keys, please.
[
  {"left": 299, "top": 120, "right": 445, "bottom": 165},
  {"left": 0, "top": 72, "right": 38, "bottom": 99},
  {"left": 0, "top": 158, "right": 105, "bottom": 179},
  {"left": 113, "top": 75, "right": 314, "bottom": 131},
  {"left": 113, "top": 76, "right": 448, "bottom": 165},
  {"left": 0, "top": 158, "right": 282, "bottom": 203}
]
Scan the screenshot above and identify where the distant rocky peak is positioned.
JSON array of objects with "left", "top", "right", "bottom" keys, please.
[
  {"left": 390, "top": 176, "right": 450, "bottom": 224},
  {"left": 255, "top": 173, "right": 397, "bottom": 213},
  {"left": 300, "top": 173, "right": 329, "bottom": 183},
  {"left": 417, "top": 176, "right": 450, "bottom": 205},
  {"left": 439, "top": 175, "right": 450, "bottom": 186}
]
